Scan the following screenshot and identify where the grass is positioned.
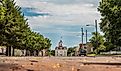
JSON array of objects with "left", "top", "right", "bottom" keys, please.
[
  {"left": 87, "top": 53, "right": 121, "bottom": 56},
  {"left": 87, "top": 54, "right": 96, "bottom": 56}
]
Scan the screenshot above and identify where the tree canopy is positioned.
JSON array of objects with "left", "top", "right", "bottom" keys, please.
[
  {"left": 0, "top": 0, "right": 51, "bottom": 56},
  {"left": 98, "top": 0, "right": 121, "bottom": 48},
  {"left": 89, "top": 32, "right": 106, "bottom": 54},
  {"left": 67, "top": 47, "right": 76, "bottom": 56}
]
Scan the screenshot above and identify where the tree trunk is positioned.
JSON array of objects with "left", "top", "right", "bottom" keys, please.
[
  {"left": 41, "top": 50, "right": 43, "bottom": 56},
  {"left": 25, "top": 49, "right": 27, "bottom": 56},
  {"left": 6, "top": 47, "right": 8, "bottom": 56},
  {"left": 8, "top": 46, "right": 11, "bottom": 56},
  {"left": 6, "top": 46, "right": 11, "bottom": 56},
  {"left": 31, "top": 50, "right": 34, "bottom": 56},
  {"left": 36, "top": 50, "right": 39, "bottom": 56},
  {"left": 12, "top": 47, "right": 14, "bottom": 56}
]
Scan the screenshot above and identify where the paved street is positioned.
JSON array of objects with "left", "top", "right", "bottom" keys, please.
[{"left": 0, "top": 56, "right": 121, "bottom": 71}]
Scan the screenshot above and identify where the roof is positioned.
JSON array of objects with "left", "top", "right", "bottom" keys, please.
[{"left": 55, "top": 46, "right": 67, "bottom": 50}]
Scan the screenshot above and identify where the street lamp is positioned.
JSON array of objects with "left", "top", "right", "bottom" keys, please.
[{"left": 86, "top": 20, "right": 98, "bottom": 49}]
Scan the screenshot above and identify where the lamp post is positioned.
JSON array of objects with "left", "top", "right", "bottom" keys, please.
[{"left": 86, "top": 20, "right": 98, "bottom": 49}]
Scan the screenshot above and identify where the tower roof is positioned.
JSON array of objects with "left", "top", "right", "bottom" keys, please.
[{"left": 55, "top": 40, "right": 67, "bottom": 50}]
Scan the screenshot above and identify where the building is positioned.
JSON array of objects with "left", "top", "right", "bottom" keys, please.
[
  {"left": 75, "top": 43, "right": 86, "bottom": 56},
  {"left": 55, "top": 40, "right": 67, "bottom": 57},
  {"left": 86, "top": 42, "right": 94, "bottom": 53},
  {"left": 75, "top": 46, "right": 80, "bottom": 56},
  {"left": 75, "top": 43, "right": 93, "bottom": 56},
  {"left": 0, "top": 46, "right": 6, "bottom": 55},
  {"left": 0, "top": 46, "right": 48, "bottom": 56}
]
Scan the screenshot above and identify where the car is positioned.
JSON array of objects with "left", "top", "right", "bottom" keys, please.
[{"left": 79, "top": 49, "right": 87, "bottom": 56}]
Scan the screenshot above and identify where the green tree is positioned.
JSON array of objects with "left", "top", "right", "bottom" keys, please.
[
  {"left": 89, "top": 32, "right": 106, "bottom": 54},
  {"left": 67, "top": 47, "right": 76, "bottom": 56},
  {"left": 0, "top": 0, "right": 30, "bottom": 56},
  {"left": 50, "top": 50, "right": 55, "bottom": 56},
  {"left": 0, "top": 3, "right": 6, "bottom": 46},
  {"left": 23, "top": 31, "right": 51, "bottom": 56},
  {"left": 0, "top": 0, "right": 52, "bottom": 56},
  {"left": 98, "top": 0, "right": 121, "bottom": 49}
]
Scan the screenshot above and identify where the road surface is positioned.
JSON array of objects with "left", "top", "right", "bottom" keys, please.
[{"left": 0, "top": 56, "right": 121, "bottom": 71}]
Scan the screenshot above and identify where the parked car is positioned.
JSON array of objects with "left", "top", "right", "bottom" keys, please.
[{"left": 79, "top": 49, "right": 87, "bottom": 56}]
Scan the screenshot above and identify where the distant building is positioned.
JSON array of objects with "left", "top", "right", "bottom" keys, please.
[
  {"left": 86, "top": 42, "right": 94, "bottom": 53},
  {"left": 55, "top": 40, "right": 67, "bottom": 57},
  {"left": 75, "top": 46, "right": 80, "bottom": 56},
  {"left": 75, "top": 43, "right": 86, "bottom": 56},
  {"left": 75, "top": 43, "right": 93, "bottom": 56},
  {"left": 0, "top": 46, "right": 6, "bottom": 55},
  {"left": 0, "top": 46, "right": 48, "bottom": 56}
]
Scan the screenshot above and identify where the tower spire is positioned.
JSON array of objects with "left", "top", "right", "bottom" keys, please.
[
  {"left": 58, "top": 36, "right": 63, "bottom": 47},
  {"left": 61, "top": 36, "right": 62, "bottom": 40}
]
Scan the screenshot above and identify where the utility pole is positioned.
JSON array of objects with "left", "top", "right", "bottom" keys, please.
[
  {"left": 86, "top": 30, "right": 87, "bottom": 44},
  {"left": 86, "top": 20, "right": 98, "bottom": 50},
  {"left": 95, "top": 20, "right": 98, "bottom": 49},
  {"left": 81, "top": 28, "right": 83, "bottom": 48}
]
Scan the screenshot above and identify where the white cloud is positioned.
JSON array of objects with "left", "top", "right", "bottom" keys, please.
[
  {"left": 14, "top": 0, "right": 102, "bottom": 48},
  {"left": 15, "top": 0, "right": 100, "bottom": 35}
]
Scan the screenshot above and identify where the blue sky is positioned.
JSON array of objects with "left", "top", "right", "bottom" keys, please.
[{"left": 15, "top": 0, "right": 101, "bottom": 49}]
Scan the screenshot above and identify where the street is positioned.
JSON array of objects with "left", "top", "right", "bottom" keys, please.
[{"left": 0, "top": 56, "right": 121, "bottom": 71}]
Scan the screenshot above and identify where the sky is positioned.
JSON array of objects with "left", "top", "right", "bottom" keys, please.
[{"left": 15, "top": 0, "right": 101, "bottom": 49}]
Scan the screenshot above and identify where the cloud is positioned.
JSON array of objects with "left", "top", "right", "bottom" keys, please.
[
  {"left": 15, "top": 0, "right": 101, "bottom": 48},
  {"left": 15, "top": 0, "right": 100, "bottom": 26},
  {"left": 15, "top": 0, "right": 100, "bottom": 33},
  {"left": 15, "top": 0, "right": 101, "bottom": 33},
  {"left": 21, "top": 0, "right": 98, "bottom": 6},
  {"left": 17, "top": 2, "right": 99, "bottom": 26}
]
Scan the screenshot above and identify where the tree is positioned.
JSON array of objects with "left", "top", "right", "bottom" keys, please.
[
  {"left": 50, "top": 50, "right": 55, "bottom": 56},
  {"left": 98, "top": 0, "right": 121, "bottom": 49},
  {"left": 0, "top": 0, "right": 52, "bottom": 56},
  {"left": 0, "top": 3, "right": 6, "bottom": 46},
  {"left": 0, "top": 0, "right": 30, "bottom": 56},
  {"left": 89, "top": 32, "right": 106, "bottom": 54},
  {"left": 22, "top": 31, "right": 51, "bottom": 56},
  {"left": 67, "top": 47, "right": 76, "bottom": 56}
]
